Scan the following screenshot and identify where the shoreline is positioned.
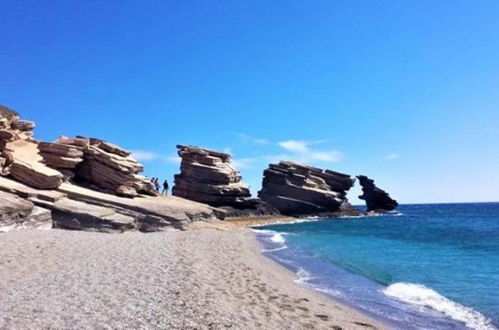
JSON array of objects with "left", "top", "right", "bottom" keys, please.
[{"left": 0, "top": 225, "right": 387, "bottom": 329}]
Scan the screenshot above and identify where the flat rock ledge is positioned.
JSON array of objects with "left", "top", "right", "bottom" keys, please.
[
  {"left": 0, "top": 176, "right": 220, "bottom": 233},
  {"left": 258, "top": 161, "right": 358, "bottom": 216}
]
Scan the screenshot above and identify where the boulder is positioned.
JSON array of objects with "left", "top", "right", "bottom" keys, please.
[
  {"left": 258, "top": 161, "right": 357, "bottom": 216},
  {"left": 357, "top": 175, "right": 398, "bottom": 212}
]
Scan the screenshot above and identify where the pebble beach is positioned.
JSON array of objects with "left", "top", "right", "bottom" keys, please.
[{"left": 0, "top": 225, "right": 385, "bottom": 330}]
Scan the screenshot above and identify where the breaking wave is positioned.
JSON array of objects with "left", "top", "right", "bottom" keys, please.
[{"left": 383, "top": 282, "right": 495, "bottom": 330}]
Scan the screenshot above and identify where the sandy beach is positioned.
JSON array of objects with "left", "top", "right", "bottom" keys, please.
[{"left": 0, "top": 225, "right": 386, "bottom": 330}]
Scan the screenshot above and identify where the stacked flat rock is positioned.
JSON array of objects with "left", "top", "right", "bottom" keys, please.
[
  {"left": 258, "top": 161, "right": 356, "bottom": 216},
  {"left": 173, "top": 145, "right": 252, "bottom": 206},
  {"left": 39, "top": 141, "right": 84, "bottom": 180},
  {"left": 0, "top": 105, "right": 63, "bottom": 190},
  {"left": 357, "top": 175, "right": 398, "bottom": 212},
  {"left": 44, "top": 136, "right": 157, "bottom": 197}
]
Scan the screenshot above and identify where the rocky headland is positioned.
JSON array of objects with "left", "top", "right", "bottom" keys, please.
[
  {"left": 0, "top": 105, "right": 398, "bottom": 233},
  {"left": 258, "top": 161, "right": 359, "bottom": 216},
  {"left": 0, "top": 106, "right": 219, "bottom": 232},
  {"left": 357, "top": 175, "right": 398, "bottom": 212}
]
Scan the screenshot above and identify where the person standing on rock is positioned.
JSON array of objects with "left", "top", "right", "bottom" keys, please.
[
  {"left": 154, "top": 178, "right": 160, "bottom": 192},
  {"left": 162, "top": 179, "right": 169, "bottom": 195}
]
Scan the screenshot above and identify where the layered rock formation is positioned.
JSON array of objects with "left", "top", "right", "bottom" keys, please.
[
  {"left": 0, "top": 189, "right": 52, "bottom": 231},
  {"left": 173, "top": 145, "right": 278, "bottom": 217},
  {"left": 0, "top": 105, "right": 221, "bottom": 233},
  {"left": 0, "top": 175, "right": 219, "bottom": 233},
  {"left": 357, "top": 175, "right": 398, "bottom": 212},
  {"left": 258, "top": 161, "right": 357, "bottom": 216},
  {"left": 0, "top": 105, "right": 63, "bottom": 189},
  {"left": 39, "top": 136, "right": 157, "bottom": 197}
]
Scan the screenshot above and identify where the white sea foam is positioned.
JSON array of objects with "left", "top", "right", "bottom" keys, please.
[
  {"left": 270, "top": 232, "right": 286, "bottom": 244},
  {"left": 313, "top": 286, "right": 343, "bottom": 297},
  {"left": 252, "top": 229, "right": 288, "bottom": 252},
  {"left": 294, "top": 267, "right": 314, "bottom": 284},
  {"left": 383, "top": 282, "right": 495, "bottom": 330},
  {"left": 250, "top": 228, "right": 274, "bottom": 234},
  {"left": 262, "top": 245, "right": 288, "bottom": 253}
]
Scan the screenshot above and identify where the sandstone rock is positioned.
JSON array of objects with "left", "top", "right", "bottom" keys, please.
[
  {"left": 25, "top": 206, "right": 52, "bottom": 229},
  {"left": 0, "top": 110, "right": 63, "bottom": 190},
  {"left": 0, "top": 176, "right": 65, "bottom": 202},
  {"left": 0, "top": 190, "right": 34, "bottom": 228},
  {"left": 12, "top": 119, "right": 35, "bottom": 131},
  {"left": 58, "top": 183, "right": 221, "bottom": 231},
  {"left": 39, "top": 136, "right": 156, "bottom": 196},
  {"left": 39, "top": 142, "right": 84, "bottom": 158},
  {"left": 4, "top": 139, "right": 63, "bottom": 189},
  {"left": 116, "top": 184, "right": 138, "bottom": 198},
  {"left": 357, "top": 175, "right": 398, "bottom": 212},
  {"left": 258, "top": 161, "right": 356, "bottom": 216},
  {"left": 39, "top": 197, "right": 136, "bottom": 233},
  {"left": 9, "top": 160, "right": 63, "bottom": 190},
  {"left": 0, "top": 190, "right": 53, "bottom": 231},
  {"left": 173, "top": 145, "right": 278, "bottom": 217},
  {"left": 0, "top": 129, "right": 14, "bottom": 141},
  {"left": 0, "top": 105, "right": 19, "bottom": 121},
  {"left": 96, "top": 140, "right": 131, "bottom": 157},
  {"left": 173, "top": 145, "right": 251, "bottom": 205}
]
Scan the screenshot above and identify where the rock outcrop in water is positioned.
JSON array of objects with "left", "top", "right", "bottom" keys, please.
[
  {"left": 173, "top": 145, "right": 278, "bottom": 217},
  {"left": 357, "top": 175, "right": 398, "bottom": 211},
  {"left": 258, "top": 161, "right": 357, "bottom": 216},
  {"left": 0, "top": 105, "right": 221, "bottom": 232}
]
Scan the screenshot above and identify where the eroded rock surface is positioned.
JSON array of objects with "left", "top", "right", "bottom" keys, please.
[
  {"left": 258, "top": 161, "right": 357, "bottom": 216},
  {"left": 40, "top": 136, "right": 157, "bottom": 197},
  {"left": 0, "top": 106, "right": 63, "bottom": 189},
  {"left": 0, "top": 190, "right": 52, "bottom": 231},
  {"left": 173, "top": 145, "right": 251, "bottom": 204},
  {"left": 173, "top": 145, "right": 278, "bottom": 217},
  {"left": 0, "top": 106, "right": 221, "bottom": 233},
  {"left": 357, "top": 175, "right": 398, "bottom": 212}
]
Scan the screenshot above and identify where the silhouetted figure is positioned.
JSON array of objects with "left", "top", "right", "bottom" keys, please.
[{"left": 162, "top": 179, "right": 169, "bottom": 195}]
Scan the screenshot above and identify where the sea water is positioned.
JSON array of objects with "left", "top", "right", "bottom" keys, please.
[{"left": 254, "top": 203, "right": 499, "bottom": 329}]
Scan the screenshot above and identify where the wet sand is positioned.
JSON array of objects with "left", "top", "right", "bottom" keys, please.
[{"left": 0, "top": 226, "right": 386, "bottom": 329}]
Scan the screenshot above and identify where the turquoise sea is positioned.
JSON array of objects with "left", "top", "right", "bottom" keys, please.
[{"left": 254, "top": 203, "right": 499, "bottom": 329}]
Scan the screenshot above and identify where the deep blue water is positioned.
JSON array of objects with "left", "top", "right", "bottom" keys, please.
[{"left": 254, "top": 203, "right": 499, "bottom": 329}]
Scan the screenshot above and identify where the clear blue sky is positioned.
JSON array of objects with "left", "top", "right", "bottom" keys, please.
[{"left": 1, "top": 0, "right": 498, "bottom": 204}]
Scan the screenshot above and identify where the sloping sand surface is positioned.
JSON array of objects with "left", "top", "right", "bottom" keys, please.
[{"left": 0, "top": 228, "right": 386, "bottom": 329}]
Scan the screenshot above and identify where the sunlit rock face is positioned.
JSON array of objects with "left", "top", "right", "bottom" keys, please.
[
  {"left": 258, "top": 161, "right": 357, "bottom": 216},
  {"left": 173, "top": 145, "right": 279, "bottom": 217}
]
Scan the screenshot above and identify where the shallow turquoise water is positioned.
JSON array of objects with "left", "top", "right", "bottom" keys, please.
[{"left": 255, "top": 203, "right": 499, "bottom": 329}]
